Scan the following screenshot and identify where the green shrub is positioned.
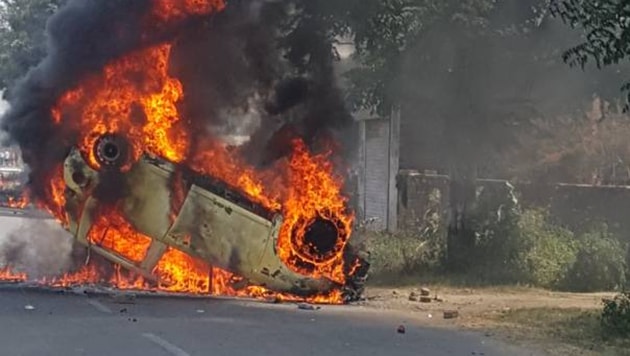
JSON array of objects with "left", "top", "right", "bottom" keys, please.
[
  {"left": 519, "top": 210, "right": 578, "bottom": 288},
  {"left": 468, "top": 181, "right": 577, "bottom": 287},
  {"left": 601, "top": 292, "right": 630, "bottom": 337},
  {"left": 563, "top": 227, "right": 627, "bottom": 292},
  {"left": 364, "top": 230, "right": 444, "bottom": 281}
]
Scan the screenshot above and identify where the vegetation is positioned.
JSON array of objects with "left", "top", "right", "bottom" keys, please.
[
  {"left": 602, "top": 292, "right": 630, "bottom": 337},
  {"left": 0, "top": 0, "right": 65, "bottom": 91},
  {"left": 364, "top": 186, "right": 628, "bottom": 292},
  {"left": 495, "top": 307, "right": 630, "bottom": 355},
  {"left": 565, "top": 228, "right": 627, "bottom": 292},
  {"left": 552, "top": 0, "right": 630, "bottom": 106}
]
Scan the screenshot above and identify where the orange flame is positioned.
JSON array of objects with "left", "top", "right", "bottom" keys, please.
[{"left": 2, "top": 0, "right": 356, "bottom": 304}]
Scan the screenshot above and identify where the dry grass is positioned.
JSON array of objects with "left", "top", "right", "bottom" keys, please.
[
  {"left": 364, "top": 286, "right": 629, "bottom": 355},
  {"left": 490, "top": 308, "right": 630, "bottom": 355}
]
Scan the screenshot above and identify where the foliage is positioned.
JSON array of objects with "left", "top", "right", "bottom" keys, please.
[
  {"left": 552, "top": 0, "right": 630, "bottom": 106},
  {"left": 601, "top": 292, "right": 630, "bottom": 337},
  {"left": 563, "top": 226, "right": 627, "bottom": 292},
  {"left": 519, "top": 209, "right": 579, "bottom": 288},
  {"left": 365, "top": 231, "right": 434, "bottom": 280},
  {"left": 0, "top": 0, "right": 65, "bottom": 90},
  {"left": 468, "top": 183, "right": 578, "bottom": 287},
  {"left": 361, "top": 187, "right": 446, "bottom": 281}
]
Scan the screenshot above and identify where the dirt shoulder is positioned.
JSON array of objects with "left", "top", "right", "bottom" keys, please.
[{"left": 361, "top": 286, "right": 628, "bottom": 355}]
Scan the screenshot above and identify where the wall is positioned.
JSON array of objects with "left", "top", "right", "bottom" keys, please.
[
  {"left": 398, "top": 171, "right": 630, "bottom": 241},
  {"left": 356, "top": 113, "right": 400, "bottom": 232}
]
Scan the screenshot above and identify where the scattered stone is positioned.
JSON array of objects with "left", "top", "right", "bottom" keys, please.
[
  {"left": 444, "top": 310, "right": 459, "bottom": 319},
  {"left": 408, "top": 292, "right": 419, "bottom": 302},
  {"left": 397, "top": 325, "right": 406, "bottom": 334},
  {"left": 419, "top": 296, "right": 432, "bottom": 303},
  {"left": 420, "top": 287, "right": 431, "bottom": 296},
  {"left": 297, "top": 303, "right": 320, "bottom": 311},
  {"left": 434, "top": 296, "right": 444, "bottom": 302},
  {"left": 24, "top": 305, "right": 35, "bottom": 310},
  {"left": 392, "top": 290, "right": 399, "bottom": 296},
  {"left": 427, "top": 313, "right": 433, "bottom": 319},
  {"left": 196, "top": 309, "right": 205, "bottom": 314},
  {"left": 119, "top": 308, "right": 128, "bottom": 314}
]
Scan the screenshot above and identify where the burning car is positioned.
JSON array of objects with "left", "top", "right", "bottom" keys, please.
[
  {"left": 60, "top": 134, "right": 367, "bottom": 301},
  {"left": 0, "top": 0, "right": 368, "bottom": 303}
]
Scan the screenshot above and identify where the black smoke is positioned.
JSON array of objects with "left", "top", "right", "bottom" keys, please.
[{"left": 1, "top": 0, "right": 355, "bottom": 202}]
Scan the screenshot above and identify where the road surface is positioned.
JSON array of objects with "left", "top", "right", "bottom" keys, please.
[{"left": 0, "top": 288, "right": 540, "bottom": 356}]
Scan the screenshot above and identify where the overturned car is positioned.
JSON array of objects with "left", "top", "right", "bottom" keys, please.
[{"left": 60, "top": 134, "right": 368, "bottom": 302}]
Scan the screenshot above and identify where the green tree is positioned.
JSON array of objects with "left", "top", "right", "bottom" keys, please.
[
  {"left": 0, "top": 0, "right": 65, "bottom": 91},
  {"left": 551, "top": 0, "right": 630, "bottom": 105}
]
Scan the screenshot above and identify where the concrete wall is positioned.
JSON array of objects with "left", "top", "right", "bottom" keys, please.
[{"left": 398, "top": 171, "right": 630, "bottom": 241}]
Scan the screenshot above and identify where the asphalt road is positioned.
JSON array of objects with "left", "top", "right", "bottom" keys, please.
[{"left": 0, "top": 288, "right": 540, "bottom": 356}]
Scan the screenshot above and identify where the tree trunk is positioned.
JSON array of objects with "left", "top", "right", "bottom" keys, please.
[{"left": 443, "top": 37, "right": 479, "bottom": 271}]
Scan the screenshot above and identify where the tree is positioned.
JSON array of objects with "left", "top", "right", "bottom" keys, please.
[
  {"left": 551, "top": 0, "right": 630, "bottom": 105},
  {"left": 336, "top": 0, "right": 630, "bottom": 269},
  {"left": 0, "top": 0, "right": 65, "bottom": 91}
]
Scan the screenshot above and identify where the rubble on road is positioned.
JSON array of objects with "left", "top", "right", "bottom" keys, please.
[{"left": 443, "top": 310, "right": 459, "bottom": 319}]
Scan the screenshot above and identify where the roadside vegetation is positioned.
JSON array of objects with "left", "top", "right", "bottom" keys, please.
[
  {"left": 358, "top": 183, "right": 630, "bottom": 354},
  {"left": 360, "top": 183, "right": 628, "bottom": 292}
]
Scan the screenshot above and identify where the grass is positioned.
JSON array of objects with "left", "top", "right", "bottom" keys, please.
[{"left": 494, "top": 308, "right": 630, "bottom": 355}]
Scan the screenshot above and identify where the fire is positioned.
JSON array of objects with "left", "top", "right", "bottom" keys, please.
[
  {"left": 1, "top": 0, "right": 357, "bottom": 304},
  {"left": 54, "top": 44, "right": 188, "bottom": 169},
  {"left": 88, "top": 212, "right": 152, "bottom": 263},
  {"left": 152, "top": 0, "right": 225, "bottom": 22},
  {"left": 6, "top": 195, "right": 29, "bottom": 209},
  {"left": 276, "top": 140, "right": 353, "bottom": 285}
]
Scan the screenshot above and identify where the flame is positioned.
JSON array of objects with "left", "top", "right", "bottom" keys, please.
[
  {"left": 152, "top": 0, "right": 225, "bottom": 22},
  {"left": 276, "top": 140, "right": 353, "bottom": 285},
  {"left": 88, "top": 212, "right": 153, "bottom": 263},
  {"left": 1, "top": 0, "right": 357, "bottom": 304},
  {"left": 6, "top": 195, "right": 29, "bottom": 209},
  {"left": 54, "top": 44, "right": 188, "bottom": 169}
]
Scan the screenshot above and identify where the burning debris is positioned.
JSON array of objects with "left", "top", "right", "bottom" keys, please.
[{"left": 0, "top": 0, "right": 367, "bottom": 303}]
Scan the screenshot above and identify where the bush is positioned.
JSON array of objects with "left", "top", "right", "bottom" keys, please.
[
  {"left": 519, "top": 210, "right": 578, "bottom": 288},
  {"left": 364, "top": 230, "right": 444, "bottom": 281},
  {"left": 563, "top": 227, "right": 627, "bottom": 292},
  {"left": 468, "top": 181, "right": 577, "bottom": 287},
  {"left": 601, "top": 292, "right": 630, "bottom": 337}
]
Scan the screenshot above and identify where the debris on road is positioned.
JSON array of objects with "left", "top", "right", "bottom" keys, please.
[
  {"left": 444, "top": 310, "right": 459, "bottom": 319},
  {"left": 420, "top": 287, "right": 431, "bottom": 296},
  {"left": 397, "top": 325, "right": 406, "bottom": 334},
  {"left": 297, "top": 303, "right": 321, "bottom": 311},
  {"left": 419, "top": 296, "right": 432, "bottom": 303},
  {"left": 24, "top": 305, "right": 35, "bottom": 310},
  {"left": 196, "top": 309, "right": 205, "bottom": 314},
  {"left": 408, "top": 292, "right": 419, "bottom": 301}
]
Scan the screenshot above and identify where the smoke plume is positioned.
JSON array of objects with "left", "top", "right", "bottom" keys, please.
[
  {"left": 0, "top": 217, "right": 74, "bottom": 279},
  {"left": 1, "top": 0, "right": 354, "bottom": 203}
]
